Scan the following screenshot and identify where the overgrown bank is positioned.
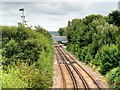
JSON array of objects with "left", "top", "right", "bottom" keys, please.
[
  {"left": 58, "top": 10, "right": 120, "bottom": 89},
  {"left": 0, "top": 24, "right": 54, "bottom": 88}
]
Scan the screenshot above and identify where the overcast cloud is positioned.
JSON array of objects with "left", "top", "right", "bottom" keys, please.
[{"left": 0, "top": 0, "right": 119, "bottom": 31}]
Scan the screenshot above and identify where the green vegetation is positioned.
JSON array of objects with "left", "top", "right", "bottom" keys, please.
[
  {"left": 108, "top": 10, "right": 120, "bottom": 26},
  {"left": 59, "top": 10, "right": 120, "bottom": 89},
  {"left": 107, "top": 66, "right": 120, "bottom": 89},
  {"left": 1, "top": 23, "right": 54, "bottom": 88},
  {"left": 58, "top": 27, "right": 67, "bottom": 36}
]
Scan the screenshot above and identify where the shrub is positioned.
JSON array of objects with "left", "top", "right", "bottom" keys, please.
[
  {"left": 2, "top": 61, "right": 41, "bottom": 88},
  {"left": 1, "top": 24, "right": 54, "bottom": 88},
  {"left": 95, "top": 44, "right": 120, "bottom": 75},
  {"left": 107, "top": 66, "right": 120, "bottom": 89}
]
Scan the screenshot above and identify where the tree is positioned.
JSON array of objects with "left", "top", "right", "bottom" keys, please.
[
  {"left": 58, "top": 27, "right": 66, "bottom": 36},
  {"left": 108, "top": 10, "right": 120, "bottom": 26}
]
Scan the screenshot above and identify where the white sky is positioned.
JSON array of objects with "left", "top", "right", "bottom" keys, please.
[{"left": 0, "top": 0, "right": 120, "bottom": 31}]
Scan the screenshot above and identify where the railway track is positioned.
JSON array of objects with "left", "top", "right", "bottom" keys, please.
[
  {"left": 56, "top": 47, "right": 78, "bottom": 89},
  {"left": 55, "top": 49, "right": 66, "bottom": 88},
  {"left": 54, "top": 43, "right": 102, "bottom": 89}
]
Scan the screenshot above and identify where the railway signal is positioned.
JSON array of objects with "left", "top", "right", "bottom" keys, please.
[{"left": 19, "top": 8, "right": 25, "bottom": 25}]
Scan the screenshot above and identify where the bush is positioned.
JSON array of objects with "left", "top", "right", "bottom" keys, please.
[
  {"left": 107, "top": 66, "right": 120, "bottom": 89},
  {"left": 95, "top": 44, "right": 120, "bottom": 75},
  {"left": 2, "top": 61, "right": 41, "bottom": 88},
  {"left": 1, "top": 24, "right": 54, "bottom": 88}
]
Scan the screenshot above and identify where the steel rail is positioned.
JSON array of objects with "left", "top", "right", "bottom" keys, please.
[
  {"left": 57, "top": 45, "right": 89, "bottom": 90},
  {"left": 56, "top": 46, "right": 78, "bottom": 89},
  {"left": 59, "top": 44, "right": 101, "bottom": 90}
]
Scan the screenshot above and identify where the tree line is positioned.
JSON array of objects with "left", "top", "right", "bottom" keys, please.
[{"left": 58, "top": 10, "right": 120, "bottom": 89}]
